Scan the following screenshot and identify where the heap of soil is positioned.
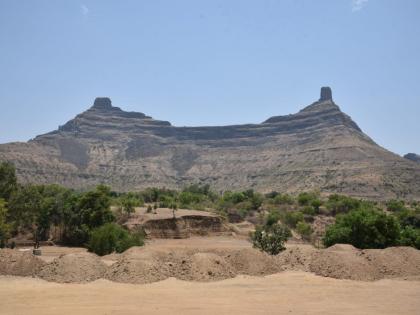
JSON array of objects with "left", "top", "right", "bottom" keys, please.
[
  {"left": 287, "top": 245, "right": 420, "bottom": 281},
  {"left": 3, "top": 244, "right": 420, "bottom": 284},
  {"left": 225, "top": 248, "right": 279, "bottom": 276},
  {"left": 361, "top": 247, "right": 420, "bottom": 279},
  {"left": 276, "top": 246, "right": 317, "bottom": 272},
  {"left": 309, "top": 246, "right": 380, "bottom": 281},
  {"left": 0, "top": 249, "right": 45, "bottom": 276},
  {"left": 182, "top": 252, "right": 236, "bottom": 281},
  {"left": 36, "top": 252, "right": 107, "bottom": 283},
  {"left": 105, "top": 247, "right": 171, "bottom": 284}
]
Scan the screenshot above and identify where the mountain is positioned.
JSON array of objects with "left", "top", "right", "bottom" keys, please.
[
  {"left": 404, "top": 153, "right": 420, "bottom": 164},
  {"left": 1, "top": 87, "right": 420, "bottom": 200}
]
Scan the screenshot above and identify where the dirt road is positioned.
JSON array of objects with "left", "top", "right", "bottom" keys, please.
[{"left": 1, "top": 272, "right": 419, "bottom": 315}]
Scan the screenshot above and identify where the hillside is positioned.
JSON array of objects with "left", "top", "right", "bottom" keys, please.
[{"left": 1, "top": 87, "right": 419, "bottom": 200}]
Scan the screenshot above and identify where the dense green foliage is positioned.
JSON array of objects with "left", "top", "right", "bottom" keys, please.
[
  {"left": 88, "top": 223, "right": 144, "bottom": 256},
  {"left": 1, "top": 161, "right": 420, "bottom": 251},
  {"left": 0, "top": 162, "right": 17, "bottom": 201},
  {"left": 0, "top": 199, "right": 10, "bottom": 248},
  {"left": 323, "top": 207, "right": 417, "bottom": 249},
  {"left": 251, "top": 223, "right": 291, "bottom": 255}
]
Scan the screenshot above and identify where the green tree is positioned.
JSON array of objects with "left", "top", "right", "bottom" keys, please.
[
  {"left": 62, "top": 185, "right": 114, "bottom": 246},
  {"left": 0, "top": 162, "right": 17, "bottom": 201},
  {"left": 88, "top": 223, "right": 144, "bottom": 256},
  {"left": 77, "top": 185, "right": 114, "bottom": 229},
  {"left": 0, "top": 199, "right": 11, "bottom": 247},
  {"left": 119, "top": 194, "right": 138, "bottom": 214},
  {"left": 323, "top": 208, "right": 401, "bottom": 249},
  {"left": 252, "top": 223, "right": 291, "bottom": 255},
  {"left": 8, "top": 185, "right": 43, "bottom": 232}
]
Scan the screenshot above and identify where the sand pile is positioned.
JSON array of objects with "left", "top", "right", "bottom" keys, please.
[
  {"left": 225, "top": 248, "right": 279, "bottom": 276},
  {"left": 106, "top": 247, "right": 237, "bottom": 283},
  {"left": 309, "top": 246, "right": 380, "bottom": 281},
  {"left": 0, "top": 249, "right": 45, "bottom": 276},
  {"left": 182, "top": 252, "right": 236, "bottom": 281},
  {"left": 276, "top": 246, "right": 317, "bottom": 272},
  {"left": 3, "top": 245, "right": 420, "bottom": 284},
  {"left": 36, "top": 252, "right": 107, "bottom": 283},
  {"left": 361, "top": 247, "right": 420, "bottom": 279},
  {"left": 105, "top": 248, "right": 171, "bottom": 284}
]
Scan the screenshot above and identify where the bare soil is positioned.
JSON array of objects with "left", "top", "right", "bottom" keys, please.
[
  {"left": 1, "top": 272, "right": 419, "bottom": 315},
  {"left": 4, "top": 237, "right": 420, "bottom": 283},
  {"left": 1, "top": 237, "right": 420, "bottom": 314}
]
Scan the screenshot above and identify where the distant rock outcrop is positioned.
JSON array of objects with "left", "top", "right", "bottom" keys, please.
[
  {"left": 1, "top": 88, "right": 420, "bottom": 200},
  {"left": 319, "top": 86, "right": 333, "bottom": 102},
  {"left": 92, "top": 97, "right": 113, "bottom": 109},
  {"left": 404, "top": 153, "right": 420, "bottom": 163}
]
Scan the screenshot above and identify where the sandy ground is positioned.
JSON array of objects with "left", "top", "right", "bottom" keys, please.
[
  {"left": 5, "top": 237, "right": 420, "bottom": 314},
  {"left": 1, "top": 272, "right": 419, "bottom": 315}
]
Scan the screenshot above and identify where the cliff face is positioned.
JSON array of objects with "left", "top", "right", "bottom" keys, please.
[
  {"left": 404, "top": 153, "right": 420, "bottom": 164},
  {"left": 1, "top": 87, "right": 419, "bottom": 200}
]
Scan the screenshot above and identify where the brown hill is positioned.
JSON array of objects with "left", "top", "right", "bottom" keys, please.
[{"left": 1, "top": 87, "right": 419, "bottom": 199}]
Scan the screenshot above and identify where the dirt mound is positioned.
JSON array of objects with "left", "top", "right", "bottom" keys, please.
[
  {"left": 325, "top": 244, "right": 359, "bottom": 252},
  {"left": 225, "top": 248, "right": 279, "bottom": 276},
  {"left": 309, "top": 248, "right": 380, "bottom": 281},
  {"left": 106, "top": 248, "right": 170, "bottom": 284},
  {"left": 36, "top": 252, "right": 107, "bottom": 283},
  {"left": 361, "top": 247, "right": 420, "bottom": 279},
  {"left": 107, "top": 247, "right": 236, "bottom": 283},
  {"left": 183, "top": 253, "right": 236, "bottom": 282},
  {"left": 0, "top": 249, "right": 45, "bottom": 276},
  {"left": 4, "top": 244, "right": 420, "bottom": 284},
  {"left": 276, "top": 246, "right": 317, "bottom": 272}
]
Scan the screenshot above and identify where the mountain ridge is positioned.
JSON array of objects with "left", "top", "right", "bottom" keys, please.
[{"left": 1, "top": 87, "right": 419, "bottom": 200}]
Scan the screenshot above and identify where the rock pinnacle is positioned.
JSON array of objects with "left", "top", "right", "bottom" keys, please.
[
  {"left": 92, "top": 97, "right": 112, "bottom": 109},
  {"left": 319, "top": 87, "right": 333, "bottom": 102}
]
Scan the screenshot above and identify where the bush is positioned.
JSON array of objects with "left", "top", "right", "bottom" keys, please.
[
  {"left": 88, "top": 223, "right": 144, "bottom": 256},
  {"left": 326, "top": 194, "right": 362, "bottom": 215},
  {"left": 284, "top": 211, "right": 304, "bottom": 228},
  {"left": 386, "top": 199, "right": 407, "bottom": 212},
  {"left": 119, "top": 194, "right": 141, "bottom": 214},
  {"left": 302, "top": 205, "right": 315, "bottom": 216},
  {"left": 398, "top": 226, "right": 420, "bottom": 249},
  {"left": 311, "top": 199, "right": 322, "bottom": 213},
  {"left": 296, "top": 221, "right": 312, "bottom": 241},
  {"left": 323, "top": 208, "right": 401, "bottom": 249},
  {"left": 265, "top": 210, "right": 281, "bottom": 227},
  {"left": 273, "top": 193, "right": 294, "bottom": 205},
  {"left": 251, "top": 223, "right": 291, "bottom": 255},
  {"left": 297, "top": 192, "right": 319, "bottom": 206}
]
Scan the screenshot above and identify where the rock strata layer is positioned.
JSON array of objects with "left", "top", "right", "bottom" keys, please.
[{"left": 1, "top": 88, "right": 419, "bottom": 200}]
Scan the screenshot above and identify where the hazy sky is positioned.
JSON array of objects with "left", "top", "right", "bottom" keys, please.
[{"left": 0, "top": 0, "right": 419, "bottom": 155}]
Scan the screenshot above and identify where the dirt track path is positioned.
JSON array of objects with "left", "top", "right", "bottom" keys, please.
[{"left": 1, "top": 272, "right": 419, "bottom": 315}]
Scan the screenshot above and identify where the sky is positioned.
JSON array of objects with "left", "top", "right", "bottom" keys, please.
[{"left": 0, "top": 0, "right": 419, "bottom": 155}]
